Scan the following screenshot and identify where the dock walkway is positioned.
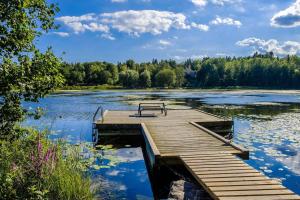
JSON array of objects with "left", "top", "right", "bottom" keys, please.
[{"left": 95, "top": 109, "right": 299, "bottom": 200}]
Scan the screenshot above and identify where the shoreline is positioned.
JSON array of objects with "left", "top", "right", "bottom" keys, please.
[{"left": 55, "top": 85, "right": 300, "bottom": 94}]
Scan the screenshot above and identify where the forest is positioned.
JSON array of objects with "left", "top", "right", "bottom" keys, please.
[{"left": 61, "top": 52, "right": 300, "bottom": 89}]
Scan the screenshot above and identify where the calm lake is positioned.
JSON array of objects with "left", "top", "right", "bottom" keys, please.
[{"left": 23, "top": 90, "right": 300, "bottom": 198}]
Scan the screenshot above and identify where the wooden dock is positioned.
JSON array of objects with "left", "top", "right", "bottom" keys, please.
[{"left": 95, "top": 108, "right": 300, "bottom": 200}]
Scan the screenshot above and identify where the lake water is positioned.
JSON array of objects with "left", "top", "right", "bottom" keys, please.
[{"left": 23, "top": 90, "right": 300, "bottom": 196}]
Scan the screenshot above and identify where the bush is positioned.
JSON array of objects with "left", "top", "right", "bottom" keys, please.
[
  {"left": 0, "top": 129, "right": 93, "bottom": 200},
  {"left": 155, "top": 69, "right": 176, "bottom": 88},
  {"left": 139, "top": 70, "right": 151, "bottom": 88},
  {"left": 119, "top": 70, "right": 139, "bottom": 88}
]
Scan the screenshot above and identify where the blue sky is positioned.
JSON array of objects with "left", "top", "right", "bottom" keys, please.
[{"left": 38, "top": 0, "right": 300, "bottom": 63}]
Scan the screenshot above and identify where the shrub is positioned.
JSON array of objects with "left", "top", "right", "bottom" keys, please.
[
  {"left": 0, "top": 129, "right": 93, "bottom": 200},
  {"left": 155, "top": 69, "right": 176, "bottom": 88}
]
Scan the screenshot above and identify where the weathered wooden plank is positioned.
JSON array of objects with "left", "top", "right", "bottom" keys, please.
[
  {"left": 181, "top": 155, "right": 235, "bottom": 159},
  {"left": 184, "top": 158, "right": 242, "bottom": 163},
  {"left": 185, "top": 163, "right": 251, "bottom": 168},
  {"left": 205, "top": 180, "right": 281, "bottom": 187},
  {"left": 197, "top": 173, "right": 263, "bottom": 179},
  {"left": 194, "top": 167, "right": 254, "bottom": 172},
  {"left": 186, "top": 161, "right": 246, "bottom": 166},
  {"left": 210, "top": 185, "right": 285, "bottom": 191},
  {"left": 195, "top": 169, "right": 258, "bottom": 175},
  {"left": 216, "top": 189, "right": 294, "bottom": 197},
  {"left": 140, "top": 123, "right": 160, "bottom": 157},
  {"left": 219, "top": 195, "right": 300, "bottom": 200},
  {"left": 203, "top": 176, "right": 268, "bottom": 182}
]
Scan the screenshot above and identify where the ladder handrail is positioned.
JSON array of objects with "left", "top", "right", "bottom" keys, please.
[{"left": 93, "top": 106, "right": 104, "bottom": 123}]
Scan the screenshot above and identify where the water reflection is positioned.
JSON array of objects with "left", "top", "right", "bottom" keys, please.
[{"left": 92, "top": 146, "right": 153, "bottom": 200}]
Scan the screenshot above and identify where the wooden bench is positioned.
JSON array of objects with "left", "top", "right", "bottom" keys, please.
[{"left": 138, "top": 103, "right": 167, "bottom": 116}]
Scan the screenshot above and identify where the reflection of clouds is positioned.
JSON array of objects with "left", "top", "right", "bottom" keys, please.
[
  {"left": 92, "top": 176, "right": 127, "bottom": 199},
  {"left": 106, "top": 170, "right": 120, "bottom": 176},
  {"left": 119, "top": 185, "right": 127, "bottom": 191},
  {"left": 236, "top": 112, "right": 300, "bottom": 150},
  {"left": 236, "top": 112, "right": 300, "bottom": 175},
  {"left": 104, "top": 147, "right": 144, "bottom": 163},
  {"left": 280, "top": 152, "right": 300, "bottom": 175},
  {"left": 137, "top": 171, "right": 148, "bottom": 183}
]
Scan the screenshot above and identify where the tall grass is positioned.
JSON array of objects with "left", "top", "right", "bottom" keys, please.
[{"left": 0, "top": 128, "right": 94, "bottom": 200}]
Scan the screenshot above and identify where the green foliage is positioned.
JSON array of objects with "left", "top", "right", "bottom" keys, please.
[
  {"left": 0, "top": 129, "right": 93, "bottom": 200},
  {"left": 0, "top": 0, "right": 64, "bottom": 140},
  {"left": 60, "top": 53, "right": 300, "bottom": 89},
  {"left": 139, "top": 70, "right": 152, "bottom": 88},
  {"left": 174, "top": 67, "right": 185, "bottom": 87},
  {"left": 0, "top": 0, "right": 59, "bottom": 57},
  {"left": 196, "top": 59, "right": 223, "bottom": 86},
  {"left": 155, "top": 68, "right": 176, "bottom": 88},
  {"left": 0, "top": 2, "right": 93, "bottom": 199},
  {"left": 119, "top": 70, "right": 139, "bottom": 88}
]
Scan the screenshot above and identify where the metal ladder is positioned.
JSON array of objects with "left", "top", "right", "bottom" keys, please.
[{"left": 92, "top": 106, "right": 104, "bottom": 144}]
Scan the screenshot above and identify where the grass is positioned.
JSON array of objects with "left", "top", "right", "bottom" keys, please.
[
  {"left": 58, "top": 84, "right": 123, "bottom": 91},
  {"left": 56, "top": 84, "right": 300, "bottom": 93}
]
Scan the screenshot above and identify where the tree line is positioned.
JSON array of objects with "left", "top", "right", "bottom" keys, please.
[{"left": 61, "top": 52, "right": 300, "bottom": 88}]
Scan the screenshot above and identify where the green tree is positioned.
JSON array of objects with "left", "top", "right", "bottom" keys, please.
[
  {"left": 155, "top": 69, "right": 176, "bottom": 88},
  {"left": 0, "top": 0, "right": 64, "bottom": 140},
  {"left": 139, "top": 70, "right": 151, "bottom": 88},
  {"left": 196, "top": 59, "right": 221, "bottom": 86},
  {"left": 127, "top": 70, "right": 139, "bottom": 88},
  {"left": 174, "top": 67, "right": 185, "bottom": 87},
  {"left": 119, "top": 70, "right": 139, "bottom": 88},
  {"left": 106, "top": 63, "right": 119, "bottom": 84}
]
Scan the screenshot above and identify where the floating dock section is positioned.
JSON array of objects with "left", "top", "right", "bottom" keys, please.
[{"left": 95, "top": 108, "right": 300, "bottom": 200}]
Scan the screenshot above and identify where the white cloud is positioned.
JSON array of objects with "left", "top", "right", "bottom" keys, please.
[
  {"left": 56, "top": 14, "right": 109, "bottom": 34},
  {"left": 271, "top": 0, "right": 300, "bottom": 28},
  {"left": 86, "top": 22, "right": 110, "bottom": 32},
  {"left": 101, "top": 10, "right": 190, "bottom": 36},
  {"left": 211, "top": 0, "right": 241, "bottom": 6},
  {"left": 191, "top": 22, "right": 209, "bottom": 31},
  {"left": 174, "top": 54, "right": 207, "bottom": 60},
  {"left": 143, "top": 39, "right": 172, "bottom": 50},
  {"left": 57, "top": 10, "right": 211, "bottom": 37},
  {"left": 111, "top": 0, "right": 127, "bottom": 2},
  {"left": 52, "top": 32, "right": 70, "bottom": 37},
  {"left": 57, "top": 13, "right": 96, "bottom": 23},
  {"left": 190, "top": 0, "right": 207, "bottom": 7},
  {"left": 101, "top": 33, "right": 116, "bottom": 40},
  {"left": 259, "top": 4, "right": 277, "bottom": 12},
  {"left": 159, "top": 39, "right": 172, "bottom": 46},
  {"left": 216, "top": 53, "right": 229, "bottom": 57},
  {"left": 236, "top": 37, "right": 300, "bottom": 56},
  {"left": 190, "top": 0, "right": 241, "bottom": 7},
  {"left": 210, "top": 16, "right": 242, "bottom": 27}
]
